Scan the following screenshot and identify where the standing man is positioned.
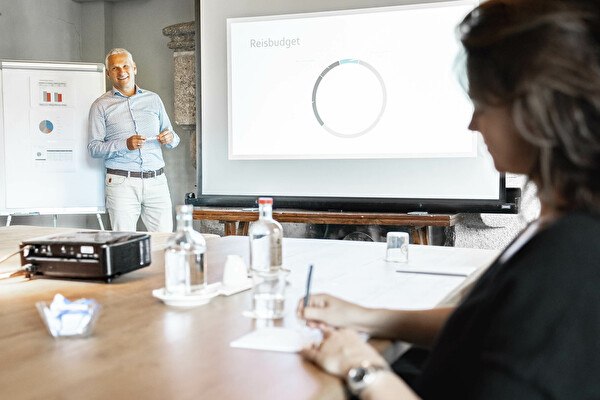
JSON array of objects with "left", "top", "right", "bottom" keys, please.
[{"left": 88, "top": 48, "right": 180, "bottom": 232}]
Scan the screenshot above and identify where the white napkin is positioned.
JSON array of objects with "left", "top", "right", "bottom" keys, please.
[{"left": 230, "top": 326, "right": 323, "bottom": 353}]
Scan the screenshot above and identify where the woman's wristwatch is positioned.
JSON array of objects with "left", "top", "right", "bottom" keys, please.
[{"left": 346, "top": 361, "right": 389, "bottom": 396}]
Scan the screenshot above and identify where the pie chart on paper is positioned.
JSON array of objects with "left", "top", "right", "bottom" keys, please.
[{"left": 39, "top": 120, "right": 54, "bottom": 134}]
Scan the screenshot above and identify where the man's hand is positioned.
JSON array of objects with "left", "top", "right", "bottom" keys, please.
[
  {"left": 127, "top": 134, "right": 146, "bottom": 150},
  {"left": 157, "top": 129, "right": 173, "bottom": 145}
]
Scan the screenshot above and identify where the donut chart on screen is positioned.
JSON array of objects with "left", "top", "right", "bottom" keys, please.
[{"left": 311, "top": 59, "right": 387, "bottom": 138}]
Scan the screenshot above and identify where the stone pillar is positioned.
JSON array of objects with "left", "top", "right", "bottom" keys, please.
[
  {"left": 162, "top": 21, "right": 197, "bottom": 168},
  {"left": 454, "top": 176, "right": 541, "bottom": 249}
]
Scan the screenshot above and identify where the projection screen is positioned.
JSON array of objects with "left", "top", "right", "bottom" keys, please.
[{"left": 192, "top": 0, "right": 518, "bottom": 213}]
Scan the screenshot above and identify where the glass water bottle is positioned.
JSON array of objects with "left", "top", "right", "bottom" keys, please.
[
  {"left": 164, "top": 205, "right": 207, "bottom": 296},
  {"left": 248, "top": 197, "right": 283, "bottom": 274}
]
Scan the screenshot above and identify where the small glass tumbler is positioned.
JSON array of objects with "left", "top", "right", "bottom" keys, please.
[
  {"left": 249, "top": 269, "right": 287, "bottom": 319},
  {"left": 386, "top": 232, "right": 409, "bottom": 263}
]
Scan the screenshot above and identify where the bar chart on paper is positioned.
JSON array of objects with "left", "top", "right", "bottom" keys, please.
[{"left": 39, "top": 80, "right": 67, "bottom": 105}]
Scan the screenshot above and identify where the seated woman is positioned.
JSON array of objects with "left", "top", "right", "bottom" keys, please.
[{"left": 297, "top": 0, "right": 600, "bottom": 398}]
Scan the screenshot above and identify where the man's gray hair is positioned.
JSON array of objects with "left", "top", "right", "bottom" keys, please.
[{"left": 105, "top": 48, "right": 134, "bottom": 68}]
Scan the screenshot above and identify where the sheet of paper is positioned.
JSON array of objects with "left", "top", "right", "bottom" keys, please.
[
  {"left": 230, "top": 327, "right": 322, "bottom": 353},
  {"left": 283, "top": 239, "right": 498, "bottom": 280},
  {"left": 323, "top": 271, "right": 465, "bottom": 310},
  {"left": 394, "top": 245, "right": 497, "bottom": 276}
]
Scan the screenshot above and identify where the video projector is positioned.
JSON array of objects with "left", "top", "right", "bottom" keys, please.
[{"left": 20, "top": 231, "right": 152, "bottom": 282}]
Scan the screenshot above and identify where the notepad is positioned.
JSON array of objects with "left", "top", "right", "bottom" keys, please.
[{"left": 230, "top": 327, "right": 323, "bottom": 353}]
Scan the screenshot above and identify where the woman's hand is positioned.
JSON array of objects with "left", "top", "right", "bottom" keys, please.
[
  {"left": 297, "top": 293, "right": 368, "bottom": 330},
  {"left": 301, "top": 327, "right": 388, "bottom": 378}
]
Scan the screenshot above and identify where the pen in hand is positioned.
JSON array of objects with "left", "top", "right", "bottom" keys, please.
[{"left": 304, "top": 264, "right": 314, "bottom": 308}]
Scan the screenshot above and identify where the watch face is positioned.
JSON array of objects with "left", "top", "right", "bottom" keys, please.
[
  {"left": 347, "top": 366, "right": 370, "bottom": 395},
  {"left": 350, "top": 367, "right": 368, "bottom": 383},
  {"left": 347, "top": 364, "right": 387, "bottom": 395}
]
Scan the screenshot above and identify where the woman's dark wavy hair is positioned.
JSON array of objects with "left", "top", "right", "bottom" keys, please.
[{"left": 458, "top": 0, "right": 600, "bottom": 213}]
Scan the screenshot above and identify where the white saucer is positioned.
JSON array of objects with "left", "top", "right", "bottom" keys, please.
[{"left": 152, "top": 283, "right": 220, "bottom": 307}]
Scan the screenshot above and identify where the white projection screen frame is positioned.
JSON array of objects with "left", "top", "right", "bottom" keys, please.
[{"left": 193, "top": 0, "right": 518, "bottom": 213}]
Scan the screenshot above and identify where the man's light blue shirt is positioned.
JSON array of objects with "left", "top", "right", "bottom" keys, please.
[{"left": 88, "top": 86, "right": 180, "bottom": 172}]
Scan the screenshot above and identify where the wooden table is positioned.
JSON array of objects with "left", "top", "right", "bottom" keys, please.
[
  {"left": 0, "top": 226, "right": 497, "bottom": 400},
  {"left": 193, "top": 207, "right": 461, "bottom": 245}
]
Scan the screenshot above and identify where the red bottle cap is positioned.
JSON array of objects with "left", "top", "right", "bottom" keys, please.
[{"left": 258, "top": 197, "right": 273, "bottom": 205}]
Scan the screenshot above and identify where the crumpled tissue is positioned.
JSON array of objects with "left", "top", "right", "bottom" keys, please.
[{"left": 37, "top": 293, "right": 101, "bottom": 338}]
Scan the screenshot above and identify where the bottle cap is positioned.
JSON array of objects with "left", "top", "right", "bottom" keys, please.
[{"left": 258, "top": 197, "right": 273, "bottom": 205}]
